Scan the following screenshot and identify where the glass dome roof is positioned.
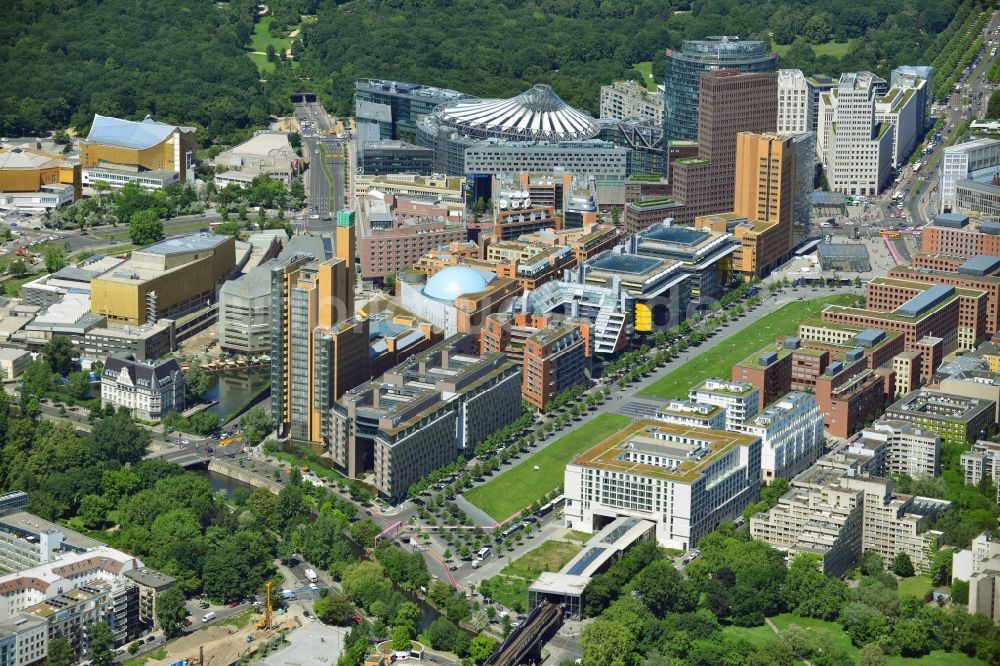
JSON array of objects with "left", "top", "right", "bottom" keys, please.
[{"left": 423, "top": 266, "right": 496, "bottom": 302}]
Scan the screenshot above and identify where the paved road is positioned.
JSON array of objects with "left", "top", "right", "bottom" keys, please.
[
  {"left": 373, "top": 286, "right": 859, "bottom": 587},
  {"left": 294, "top": 102, "right": 346, "bottom": 231}
]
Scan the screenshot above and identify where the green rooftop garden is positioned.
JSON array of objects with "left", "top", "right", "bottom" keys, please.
[
  {"left": 628, "top": 173, "right": 665, "bottom": 182},
  {"left": 676, "top": 157, "right": 710, "bottom": 167},
  {"left": 631, "top": 197, "right": 677, "bottom": 208}
]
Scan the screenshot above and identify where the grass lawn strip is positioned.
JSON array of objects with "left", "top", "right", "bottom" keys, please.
[
  {"left": 632, "top": 61, "right": 657, "bottom": 91},
  {"left": 500, "top": 540, "right": 582, "bottom": 579},
  {"left": 897, "top": 574, "right": 933, "bottom": 599},
  {"left": 639, "top": 294, "right": 858, "bottom": 400},
  {"left": 464, "top": 413, "right": 631, "bottom": 521}
]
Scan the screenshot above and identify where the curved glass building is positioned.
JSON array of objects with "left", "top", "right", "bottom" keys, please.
[{"left": 663, "top": 36, "right": 777, "bottom": 142}]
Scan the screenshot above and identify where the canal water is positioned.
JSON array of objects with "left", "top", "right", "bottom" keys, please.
[{"left": 202, "top": 368, "right": 271, "bottom": 421}]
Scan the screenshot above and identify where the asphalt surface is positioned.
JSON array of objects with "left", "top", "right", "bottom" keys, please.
[{"left": 294, "top": 102, "right": 347, "bottom": 231}]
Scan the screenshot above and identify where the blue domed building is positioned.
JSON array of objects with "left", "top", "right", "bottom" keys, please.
[{"left": 399, "top": 264, "right": 521, "bottom": 335}]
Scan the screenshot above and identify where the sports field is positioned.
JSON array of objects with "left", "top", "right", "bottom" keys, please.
[
  {"left": 464, "top": 413, "right": 630, "bottom": 521},
  {"left": 640, "top": 294, "right": 858, "bottom": 401}
]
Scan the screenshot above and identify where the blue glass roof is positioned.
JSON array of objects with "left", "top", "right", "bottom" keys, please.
[
  {"left": 423, "top": 266, "right": 494, "bottom": 302},
  {"left": 86, "top": 114, "right": 176, "bottom": 150},
  {"left": 566, "top": 547, "right": 607, "bottom": 576}
]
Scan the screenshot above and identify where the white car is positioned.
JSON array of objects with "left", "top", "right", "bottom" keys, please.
[
  {"left": 182, "top": 439, "right": 191, "bottom": 445},
  {"left": 309, "top": 583, "right": 318, "bottom": 590}
]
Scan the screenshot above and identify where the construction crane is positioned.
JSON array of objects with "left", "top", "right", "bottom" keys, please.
[{"left": 256, "top": 580, "right": 273, "bottom": 630}]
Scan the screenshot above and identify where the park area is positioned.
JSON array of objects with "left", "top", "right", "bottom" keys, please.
[
  {"left": 723, "top": 613, "right": 985, "bottom": 666},
  {"left": 640, "top": 294, "right": 858, "bottom": 401},
  {"left": 479, "top": 539, "right": 583, "bottom": 612},
  {"left": 464, "top": 413, "right": 630, "bottom": 521},
  {"left": 772, "top": 39, "right": 853, "bottom": 59}
]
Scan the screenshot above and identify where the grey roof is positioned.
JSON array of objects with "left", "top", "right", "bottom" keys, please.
[
  {"left": 51, "top": 266, "right": 105, "bottom": 282},
  {"left": 958, "top": 256, "right": 1000, "bottom": 276},
  {"left": 811, "top": 191, "right": 845, "bottom": 205},
  {"left": 590, "top": 254, "right": 660, "bottom": 274},
  {"left": 896, "top": 285, "right": 955, "bottom": 318},
  {"left": 85, "top": 114, "right": 178, "bottom": 150},
  {"left": 142, "top": 233, "right": 229, "bottom": 255},
  {"left": 981, "top": 221, "right": 1000, "bottom": 236},
  {"left": 102, "top": 354, "right": 182, "bottom": 390},
  {"left": 933, "top": 212, "right": 970, "bottom": 228},
  {"left": 123, "top": 567, "right": 176, "bottom": 590},
  {"left": 220, "top": 262, "right": 273, "bottom": 299},
  {"left": 643, "top": 226, "right": 710, "bottom": 246},
  {"left": 853, "top": 328, "right": 887, "bottom": 347},
  {"left": 817, "top": 243, "right": 870, "bottom": 259}
]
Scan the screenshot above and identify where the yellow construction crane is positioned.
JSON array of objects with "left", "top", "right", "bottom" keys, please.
[{"left": 256, "top": 580, "right": 273, "bottom": 630}]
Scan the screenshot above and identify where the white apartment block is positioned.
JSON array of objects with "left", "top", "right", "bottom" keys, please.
[
  {"left": 564, "top": 420, "right": 762, "bottom": 551},
  {"left": 752, "top": 454, "right": 948, "bottom": 575},
  {"left": 600, "top": 80, "right": 664, "bottom": 126},
  {"left": 740, "top": 391, "right": 824, "bottom": 484},
  {"left": 0, "top": 615, "right": 47, "bottom": 666},
  {"left": 855, "top": 420, "right": 941, "bottom": 478},
  {"left": 655, "top": 400, "right": 726, "bottom": 430},
  {"left": 940, "top": 138, "right": 1000, "bottom": 213},
  {"left": 777, "top": 69, "right": 809, "bottom": 134},
  {"left": 953, "top": 531, "right": 1000, "bottom": 620},
  {"left": 875, "top": 79, "right": 925, "bottom": 167},
  {"left": 961, "top": 439, "right": 1000, "bottom": 502},
  {"left": 689, "top": 378, "right": 760, "bottom": 431},
  {"left": 819, "top": 72, "right": 894, "bottom": 196},
  {"left": 100, "top": 353, "right": 185, "bottom": 421}
]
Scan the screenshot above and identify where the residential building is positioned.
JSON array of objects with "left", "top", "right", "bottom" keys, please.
[
  {"left": 961, "top": 440, "right": 1000, "bottom": 501},
  {"left": 0, "top": 349, "right": 29, "bottom": 380},
  {"left": 888, "top": 259, "right": 1000, "bottom": 337},
  {"left": 0, "top": 147, "right": 80, "bottom": 213},
  {"left": 662, "top": 36, "right": 777, "bottom": 142},
  {"left": 751, "top": 457, "right": 947, "bottom": 575},
  {"left": 655, "top": 401, "right": 727, "bottom": 430},
  {"left": 689, "top": 378, "right": 760, "bottom": 430},
  {"left": 777, "top": 69, "right": 810, "bottom": 135},
  {"left": 0, "top": 614, "right": 47, "bottom": 666},
  {"left": 732, "top": 344, "right": 793, "bottom": 410},
  {"left": 884, "top": 389, "right": 995, "bottom": 446},
  {"left": 122, "top": 568, "right": 176, "bottom": 630},
  {"left": 624, "top": 174, "right": 671, "bottom": 203},
  {"left": 816, "top": 366, "right": 890, "bottom": 439},
  {"left": 854, "top": 420, "right": 941, "bottom": 478},
  {"left": 355, "top": 173, "right": 465, "bottom": 205},
  {"left": 670, "top": 71, "right": 778, "bottom": 224},
  {"left": 331, "top": 334, "right": 521, "bottom": 500},
  {"left": 740, "top": 391, "right": 824, "bottom": 484},
  {"left": 479, "top": 313, "right": 590, "bottom": 410},
  {"left": 484, "top": 241, "right": 577, "bottom": 291},
  {"left": 564, "top": 420, "right": 762, "bottom": 550},
  {"left": 90, "top": 234, "right": 236, "bottom": 327},
  {"left": 874, "top": 77, "right": 926, "bottom": 167},
  {"left": 516, "top": 279, "right": 633, "bottom": 355},
  {"left": 940, "top": 138, "right": 1000, "bottom": 213},
  {"left": 601, "top": 80, "right": 664, "bottom": 125},
  {"left": 357, "top": 191, "right": 466, "bottom": 283},
  {"left": 100, "top": 354, "right": 184, "bottom": 421},
  {"left": 214, "top": 131, "right": 299, "bottom": 186},
  {"left": 819, "top": 72, "right": 894, "bottom": 196},
  {"left": 271, "top": 211, "right": 362, "bottom": 444},
  {"left": 218, "top": 263, "right": 272, "bottom": 354},
  {"left": 891, "top": 66, "right": 933, "bottom": 126},
  {"left": 623, "top": 198, "right": 685, "bottom": 234},
  {"left": 79, "top": 114, "right": 196, "bottom": 188},
  {"left": 893, "top": 351, "right": 922, "bottom": 396}
]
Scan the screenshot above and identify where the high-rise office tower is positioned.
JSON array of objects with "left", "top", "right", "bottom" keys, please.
[
  {"left": 271, "top": 210, "right": 368, "bottom": 443},
  {"left": 663, "top": 36, "right": 776, "bottom": 142},
  {"left": 670, "top": 70, "right": 778, "bottom": 222}
]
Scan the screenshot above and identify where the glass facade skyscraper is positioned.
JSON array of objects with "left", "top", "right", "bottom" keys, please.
[{"left": 663, "top": 37, "right": 777, "bottom": 142}]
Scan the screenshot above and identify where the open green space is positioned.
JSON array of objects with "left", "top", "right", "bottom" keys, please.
[
  {"left": 773, "top": 39, "right": 853, "bottom": 58},
  {"left": 464, "top": 413, "right": 631, "bottom": 520},
  {"left": 640, "top": 294, "right": 859, "bottom": 401},
  {"left": 720, "top": 624, "right": 775, "bottom": 649},
  {"left": 562, "top": 530, "right": 593, "bottom": 543},
  {"left": 250, "top": 16, "right": 290, "bottom": 52},
  {"left": 501, "top": 540, "right": 582, "bottom": 579},
  {"left": 770, "top": 614, "right": 856, "bottom": 656},
  {"left": 897, "top": 574, "right": 934, "bottom": 599},
  {"left": 479, "top": 574, "right": 529, "bottom": 612},
  {"left": 632, "top": 62, "right": 658, "bottom": 92},
  {"left": 886, "top": 651, "right": 985, "bottom": 666}
]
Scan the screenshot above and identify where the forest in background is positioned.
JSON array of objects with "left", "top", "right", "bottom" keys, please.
[{"left": 0, "top": 0, "right": 979, "bottom": 147}]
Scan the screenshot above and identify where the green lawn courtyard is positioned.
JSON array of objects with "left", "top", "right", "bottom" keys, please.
[
  {"left": 480, "top": 540, "right": 583, "bottom": 612},
  {"left": 464, "top": 413, "right": 631, "bottom": 521},
  {"left": 632, "top": 61, "right": 658, "bottom": 91},
  {"left": 640, "top": 294, "right": 859, "bottom": 401},
  {"left": 897, "top": 574, "right": 934, "bottom": 599},
  {"left": 723, "top": 615, "right": 985, "bottom": 666},
  {"left": 773, "top": 39, "right": 853, "bottom": 59}
]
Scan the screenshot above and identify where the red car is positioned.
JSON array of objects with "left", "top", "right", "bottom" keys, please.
[
  {"left": 227, "top": 601, "right": 240, "bottom": 608},
  {"left": 184, "top": 619, "right": 193, "bottom": 627}
]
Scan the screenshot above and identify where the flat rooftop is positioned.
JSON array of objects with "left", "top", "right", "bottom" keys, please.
[
  {"left": 1, "top": 511, "right": 102, "bottom": 552},
  {"left": 141, "top": 234, "right": 230, "bottom": 256},
  {"left": 887, "top": 389, "right": 994, "bottom": 422},
  {"left": 642, "top": 226, "right": 711, "bottom": 246},
  {"left": 571, "top": 419, "right": 758, "bottom": 484}
]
